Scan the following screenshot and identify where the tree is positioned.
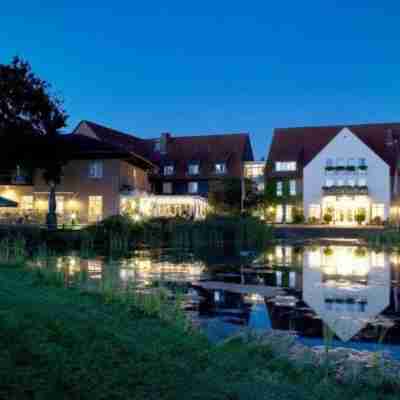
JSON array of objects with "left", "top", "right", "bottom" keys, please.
[
  {"left": 0, "top": 57, "right": 68, "bottom": 229},
  {"left": 208, "top": 177, "right": 253, "bottom": 215}
]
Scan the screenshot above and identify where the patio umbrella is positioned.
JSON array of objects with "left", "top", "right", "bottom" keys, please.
[{"left": 0, "top": 196, "right": 18, "bottom": 207}]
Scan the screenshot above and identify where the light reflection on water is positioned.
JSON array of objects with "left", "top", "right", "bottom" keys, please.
[{"left": 33, "top": 243, "right": 400, "bottom": 356}]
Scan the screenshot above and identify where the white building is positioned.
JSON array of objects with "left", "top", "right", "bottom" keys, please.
[{"left": 266, "top": 123, "right": 399, "bottom": 225}]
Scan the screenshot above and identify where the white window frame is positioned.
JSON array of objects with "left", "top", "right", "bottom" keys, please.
[
  {"left": 88, "top": 161, "right": 103, "bottom": 179},
  {"left": 88, "top": 196, "right": 103, "bottom": 223},
  {"left": 215, "top": 162, "right": 227, "bottom": 174},
  {"left": 276, "top": 181, "right": 283, "bottom": 196},
  {"left": 188, "top": 163, "right": 199, "bottom": 175},
  {"left": 188, "top": 181, "right": 199, "bottom": 194},
  {"left": 275, "top": 161, "right": 296, "bottom": 172},
  {"left": 162, "top": 182, "right": 173, "bottom": 194},
  {"left": 289, "top": 180, "right": 296, "bottom": 196},
  {"left": 163, "top": 165, "right": 174, "bottom": 176}
]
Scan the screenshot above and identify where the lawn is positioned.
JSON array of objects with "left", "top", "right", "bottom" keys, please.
[{"left": 0, "top": 264, "right": 397, "bottom": 400}]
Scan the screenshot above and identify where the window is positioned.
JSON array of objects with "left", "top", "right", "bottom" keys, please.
[
  {"left": 275, "top": 205, "right": 283, "bottom": 223},
  {"left": 276, "top": 181, "right": 283, "bottom": 196},
  {"left": 21, "top": 196, "right": 34, "bottom": 212},
  {"left": 348, "top": 158, "right": 355, "bottom": 167},
  {"left": 163, "top": 165, "right": 174, "bottom": 176},
  {"left": 326, "top": 158, "right": 334, "bottom": 168},
  {"left": 88, "top": 196, "right": 103, "bottom": 223},
  {"left": 188, "top": 163, "right": 199, "bottom": 175},
  {"left": 56, "top": 196, "right": 64, "bottom": 215},
  {"left": 325, "top": 179, "right": 334, "bottom": 187},
  {"left": 337, "top": 179, "right": 344, "bottom": 186},
  {"left": 372, "top": 204, "right": 384, "bottom": 220},
  {"left": 162, "top": 182, "right": 172, "bottom": 194},
  {"left": 257, "top": 182, "right": 265, "bottom": 192},
  {"left": 154, "top": 140, "right": 161, "bottom": 152},
  {"left": 286, "top": 205, "right": 293, "bottom": 223},
  {"left": 359, "top": 158, "right": 366, "bottom": 167},
  {"left": 215, "top": 162, "right": 227, "bottom": 174},
  {"left": 88, "top": 161, "right": 103, "bottom": 178},
  {"left": 358, "top": 177, "right": 367, "bottom": 187},
  {"left": 337, "top": 158, "right": 345, "bottom": 168},
  {"left": 289, "top": 180, "right": 296, "bottom": 196},
  {"left": 188, "top": 181, "right": 198, "bottom": 194},
  {"left": 347, "top": 178, "right": 355, "bottom": 187},
  {"left": 309, "top": 204, "right": 321, "bottom": 220},
  {"left": 275, "top": 161, "right": 296, "bottom": 171}
]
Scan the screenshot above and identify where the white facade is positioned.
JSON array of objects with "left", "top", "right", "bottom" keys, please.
[{"left": 303, "top": 128, "right": 390, "bottom": 224}]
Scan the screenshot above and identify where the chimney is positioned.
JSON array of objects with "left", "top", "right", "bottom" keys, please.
[{"left": 160, "top": 132, "right": 171, "bottom": 154}]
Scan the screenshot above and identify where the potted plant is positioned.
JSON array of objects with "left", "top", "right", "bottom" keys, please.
[
  {"left": 355, "top": 211, "right": 366, "bottom": 225},
  {"left": 323, "top": 213, "right": 333, "bottom": 224}
]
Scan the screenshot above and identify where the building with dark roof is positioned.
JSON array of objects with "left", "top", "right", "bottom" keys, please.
[{"left": 266, "top": 123, "right": 400, "bottom": 224}]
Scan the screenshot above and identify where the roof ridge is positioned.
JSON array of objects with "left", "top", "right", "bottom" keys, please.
[{"left": 275, "top": 121, "right": 400, "bottom": 132}]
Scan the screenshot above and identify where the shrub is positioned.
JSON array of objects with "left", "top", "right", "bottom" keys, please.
[
  {"left": 308, "top": 217, "right": 319, "bottom": 224},
  {"left": 355, "top": 212, "right": 366, "bottom": 225},
  {"left": 371, "top": 216, "right": 383, "bottom": 226}
]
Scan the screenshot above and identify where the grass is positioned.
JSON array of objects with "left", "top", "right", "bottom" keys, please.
[{"left": 0, "top": 264, "right": 398, "bottom": 400}]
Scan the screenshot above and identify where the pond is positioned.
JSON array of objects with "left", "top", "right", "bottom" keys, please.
[{"left": 33, "top": 239, "right": 400, "bottom": 358}]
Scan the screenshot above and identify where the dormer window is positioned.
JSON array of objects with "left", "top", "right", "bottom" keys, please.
[
  {"left": 275, "top": 161, "right": 296, "bottom": 171},
  {"left": 163, "top": 165, "right": 174, "bottom": 176},
  {"left": 215, "top": 162, "right": 227, "bottom": 174},
  {"left": 188, "top": 163, "right": 199, "bottom": 175},
  {"left": 154, "top": 140, "right": 161, "bottom": 152}
]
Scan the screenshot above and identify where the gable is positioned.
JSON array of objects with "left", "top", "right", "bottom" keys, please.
[{"left": 73, "top": 121, "right": 99, "bottom": 140}]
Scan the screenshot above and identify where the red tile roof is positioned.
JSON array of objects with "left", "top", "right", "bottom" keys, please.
[
  {"left": 75, "top": 121, "right": 254, "bottom": 180},
  {"left": 267, "top": 123, "right": 400, "bottom": 176}
]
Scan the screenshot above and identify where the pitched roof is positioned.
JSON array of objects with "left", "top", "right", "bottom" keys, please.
[
  {"left": 74, "top": 121, "right": 254, "bottom": 179},
  {"left": 267, "top": 122, "right": 400, "bottom": 176}
]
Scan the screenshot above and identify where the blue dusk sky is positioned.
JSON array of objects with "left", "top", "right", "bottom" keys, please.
[{"left": 2, "top": 1, "right": 400, "bottom": 159}]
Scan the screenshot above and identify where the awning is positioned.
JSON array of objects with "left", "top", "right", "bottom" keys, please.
[{"left": 0, "top": 196, "right": 18, "bottom": 207}]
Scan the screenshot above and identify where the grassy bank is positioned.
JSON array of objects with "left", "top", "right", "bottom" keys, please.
[{"left": 0, "top": 264, "right": 397, "bottom": 399}]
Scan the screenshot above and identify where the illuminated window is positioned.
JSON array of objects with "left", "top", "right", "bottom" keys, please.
[
  {"left": 372, "top": 204, "right": 384, "bottom": 220},
  {"left": 289, "top": 180, "right": 296, "bottom": 196},
  {"left": 337, "top": 179, "right": 344, "bottom": 186},
  {"left": 275, "top": 162, "right": 296, "bottom": 171},
  {"left": 56, "top": 196, "right": 64, "bottom": 215},
  {"left": 276, "top": 205, "right": 283, "bottom": 223},
  {"left": 188, "top": 182, "right": 198, "bottom": 194},
  {"left": 309, "top": 204, "right": 321, "bottom": 219},
  {"left": 286, "top": 205, "right": 293, "bottom": 223},
  {"left": 162, "top": 182, "right": 173, "bottom": 194},
  {"left": 276, "top": 181, "right": 283, "bottom": 196},
  {"left": 289, "top": 271, "right": 296, "bottom": 288},
  {"left": 163, "top": 165, "right": 174, "bottom": 176},
  {"left": 371, "top": 251, "right": 385, "bottom": 268},
  {"left": 21, "top": 196, "right": 34, "bottom": 212},
  {"left": 276, "top": 271, "right": 282, "bottom": 286},
  {"left": 88, "top": 161, "right": 103, "bottom": 178},
  {"left": 215, "top": 163, "right": 227, "bottom": 174},
  {"left": 88, "top": 196, "right": 103, "bottom": 223},
  {"left": 347, "top": 178, "right": 355, "bottom": 187},
  {"left": 153, "top": 140, "right": 161, "bottom": 152},
  {"left": 188, "top": 163, "right": 199, "bottom": 175}
]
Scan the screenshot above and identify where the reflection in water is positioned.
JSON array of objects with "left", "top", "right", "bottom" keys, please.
[{"left": 33, "top": 243, "right": 400, "bottom": 354}]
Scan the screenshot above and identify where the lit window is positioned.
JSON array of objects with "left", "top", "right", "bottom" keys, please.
[
  {"left": 164, "top": 165, "right": 174, "bottom": 176},
  {"left": 215, "top": 163, "right": 227, "bottom": 174},
  {"left": 326, "top": 158, "right": 334, "bottom": 168},
  {"left": 88, "top": 196, "right": 103, "bottom": 223},
  {"left": 275, "top": 162, "right": 296, "bottom": 171},
  {"left": 276, "top": 271, "right": 283, "bottom": 286},
  {"left": 257, "top": 182, "right": 265, "bottom": 192},
  {"left": 309, "top": 204, "right": 321, "bottom": 220},
  {"left": 289, "top": 271, "right": 296, "bottom": 288},
  {"left": 56, "top": 196, "right": 64, "bottom": 215},
  {"left": 372, "top": 204, "right": 384, "bottom": 220},
  {"left": 337, "top": 179, "right": 344, "bottom": 186},
  {"left": 358, "top": 177, "right": 367, "bottom": 187},
  {"left": 276, "top": 181, "right": 283, "bottom": 196},
  {"left": 88, "top": 161, "right": 103, "bottom": 178},
  {"left": 276, "top": 205, "right": 283, "bottom": 222},
  {"left": 347, "top": 178, "right": 355, "bottom": 187},
  {"left": 286, "top": 205, "right": 293, "bottom": 222},
  {"left": 21, "top": 196, "right": 34, "bottom": 212},
  {"left": 188, "top": 182, "right": 198, "bottom": 194},
  {"left": 162, "top": 182, "right": 172, "bottom": 194},
  {"left": 188, "top": 163, "right": 199, "bottom": 175},
  {"left": 289, "top": 180, "right": 296, "bottom": 196}
]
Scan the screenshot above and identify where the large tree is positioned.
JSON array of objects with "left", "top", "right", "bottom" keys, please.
[{"left": 0, "top": 57, "right": 68, "bottom": 229}]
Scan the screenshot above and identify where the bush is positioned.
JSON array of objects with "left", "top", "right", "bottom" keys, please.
[
  {"left": 355, "top": 212, "right": 366, "bottom": 225},
  {"left": 371, "top": 216, "right": 383, "bottom": 225},
  {"left": 308, "top": 217, "right": 319, "bottom": 224}
]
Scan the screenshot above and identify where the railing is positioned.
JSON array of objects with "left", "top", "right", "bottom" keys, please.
[{"left": 322, "top": 185, "right": 368, "bottom": 196}]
